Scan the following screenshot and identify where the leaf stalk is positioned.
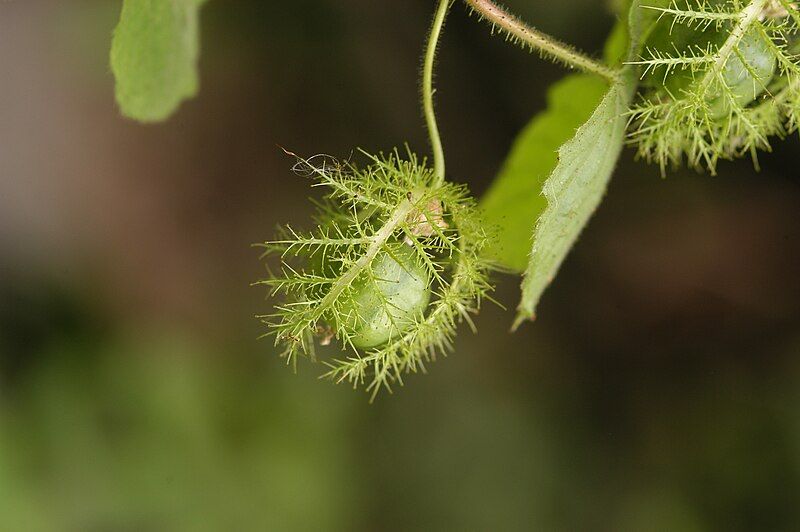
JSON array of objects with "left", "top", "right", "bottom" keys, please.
[{"left": 463, "top": 0, "right": 619, "bottom": 82}]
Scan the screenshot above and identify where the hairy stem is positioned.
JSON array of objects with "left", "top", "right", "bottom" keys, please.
[
  {"left": 464, "top": 0, "right": 618, "bottom": 82},
  {"left": 424, "top": 0, "right": 451, "bottom": 185}
]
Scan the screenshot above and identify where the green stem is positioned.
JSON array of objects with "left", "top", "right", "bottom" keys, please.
[
  {"left": 464, "top": 0, "right": 618, "bottom": 82},
  {"left": 423, "top": 0, "right": 451, "bottom": 185}
]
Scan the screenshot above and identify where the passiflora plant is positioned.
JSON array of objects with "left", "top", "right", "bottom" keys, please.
[{"left": 110, "top": 0, "right": 800, "bottom": 398}]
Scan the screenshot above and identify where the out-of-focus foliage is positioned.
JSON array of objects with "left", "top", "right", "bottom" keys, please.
[
  {"left": 480, "top": 75, "right": 608, "bottom": 272},
  {"left": 2, "top": 279, "right": 799, "bottom": 531},
  {"left": 110, "top": 0, "right": 207, "bottom": 122},
  {"left": 0, "top": 330, "right": 358, "bottom": 531}
]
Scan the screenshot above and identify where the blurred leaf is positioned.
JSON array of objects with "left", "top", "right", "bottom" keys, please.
[
  {"left": 0, "top": 332, "right": 359, "bottom": 531},
  {"left": 480, "top": 76, "right": 609, "bottom": 272},
  {"left": 480, "top": 11, "right": 640, "bottom": 274},
  {"left": 604, "top": 12, "right": 630, "bottom": 66},
  {"left": 110, "top": 0, "right": 207, "bottom": 122},
  {"left": 605, "top": 0, "right": 664, "bottom": 64},
  {"left": 628, "top": 0, "right": 670, "bottom": 55}
]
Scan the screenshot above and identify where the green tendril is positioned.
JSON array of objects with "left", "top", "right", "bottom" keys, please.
[{"left": 424, "top": 0, "right": 452, "bottom": 185}]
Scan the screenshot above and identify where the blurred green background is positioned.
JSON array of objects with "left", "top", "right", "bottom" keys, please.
[{"left": 1, "top": 1, "right": 799, "bottom": 530}]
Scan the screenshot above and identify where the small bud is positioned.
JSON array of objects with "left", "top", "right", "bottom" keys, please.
[
  {"left": 760, "top": 0, "right": 795, "bottom": 20},
  {"left": 405, "top": 196, "right": 449, "bottom": 244}
]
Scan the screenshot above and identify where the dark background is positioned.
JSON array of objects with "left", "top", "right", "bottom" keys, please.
[{"left": 1, "top": 1, "right": 799, "bottom": 530}]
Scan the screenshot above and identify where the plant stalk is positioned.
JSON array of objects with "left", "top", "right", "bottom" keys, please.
[
  {"left": 464, "top": 0, "right": 618, "bottom": 82},
  {"left": 423, "top": 0, "right": 451, "bottom": 185}
]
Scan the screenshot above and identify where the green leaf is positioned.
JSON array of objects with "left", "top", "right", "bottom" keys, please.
[
  {"left": 512, "top": 75, "right": 632, "bottom": 329},
  {"left": 481, "top": 4, "right": 654, "bottom": 329},
  {"left": 603, "top": 11, "right": 630, "bottom": 65},
  {"left": 508, "top": 3, "right": 653, "bottom": 328},
  {"left": 480, "top": 76, "right": 610, "bottom": 272},
  {"left": 110, "top": 0, "right": 207, "bottom": 123},
  {"left": 628, "top": 0, "right": 670, "bottom": 54}
]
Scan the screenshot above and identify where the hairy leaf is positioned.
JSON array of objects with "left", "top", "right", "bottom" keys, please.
[
  {"left": 481, "top": 4, "right": 652, "bottom": 328},
  {"left": 509, "top": 2, "right": 653, "bottom": 328},
  {"left": 480, "top": 76, "right": 609, "bottom": 272},
  {"left": 110, "top": 0, "right": 207, "bottom": 123},
  {"left": 513, "top": 76, "right": 631, "bottom": 329}
]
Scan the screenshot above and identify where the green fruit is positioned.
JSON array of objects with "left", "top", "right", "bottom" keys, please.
[
  {"left": 346, "top": 246, "right": 430, "bottom": 349},
  {"left": 642, "top": 3, "right": 777, "bottom": 117},
  {"left": 706, "top": 30, "right": 776, "bottom": 118},
  {"left": 641, "top": 9, "right": 727, "bottom": 94}
]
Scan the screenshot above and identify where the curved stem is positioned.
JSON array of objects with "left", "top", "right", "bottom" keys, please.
[
  {"left": 423, "top": 0, "right": 451, "bottom": 185},
  {"left": 464, "top": 0, "right": 618, "bottom": 82}
]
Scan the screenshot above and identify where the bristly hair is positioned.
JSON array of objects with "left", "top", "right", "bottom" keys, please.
[
  {"left": 627, "top": 0, "right": 800, "bottom": 174},
  {"left": 254, "top": 148, "right": 493, "bottom": 400}
]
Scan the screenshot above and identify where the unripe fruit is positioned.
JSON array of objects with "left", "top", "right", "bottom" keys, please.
[
  {"left": 706, "top": 30, "right": 776, "bottom": 118},
  {"left": 642, "top": 12, "right": 776, "bottom": 117},
  {"left": 346, "top": 246, "right": 430, "bottom": 349}
]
